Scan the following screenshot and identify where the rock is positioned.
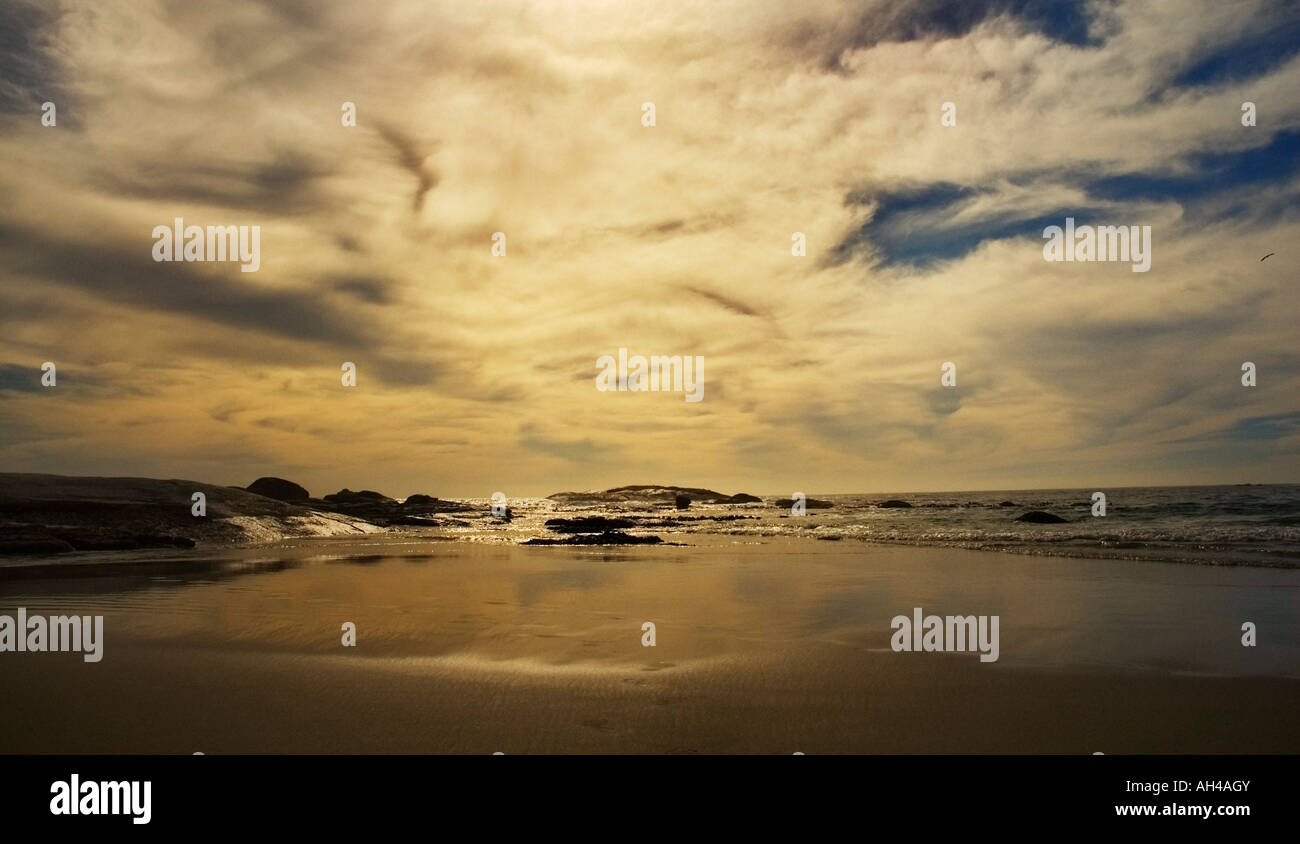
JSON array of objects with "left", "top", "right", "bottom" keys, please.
[
  {"left": 246, "top": 477, "right": 311, "bottom": 501},
  {"left": 0, "top": 534, "right": 77, "bottom": 555},
  {"left": 1016, "top": 511, "right": 1068, "bottom": 523},
  {"left": 523, "top": 531, "right": 663, "bottom": 546},
  {"left": 545, "top": 516, "right": 636, "bottom": 533},
  {"left": 675, "top": 494, "right": 691, "bottom": 510},
  {"left": 999, "top": 501, "right": 1017, "bottom": 507},
  {"left": 305, "top": 489, "right": 476, "bottom": 525},
  {"left": 877, "top": 499, "right": 912, "bottom": 508},
  {"left": 549, "top": 485, "right": 763, "bottom": 506},
  {"left": 773, "top": 497, "right": 834, "bottom": 509},
  {"left": 639, "top": 515, "right": 758, "bottom": 526},
  {"left": 0, "top": 473, "right": 382, "bottom": 555},
  {"left": 400, "top": 495, "right": 474, "bottom": 514},
  {"left": 323, "top": 489, "right": 394, "bottom": 504}
]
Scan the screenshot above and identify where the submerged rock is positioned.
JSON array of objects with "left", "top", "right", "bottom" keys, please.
[
  {"left": 1016, "top": 511, "right": 1068, "bottom": 523},
  {"left": 545, "top": 516, "right": 636, "bottom": 533},
  {"left": 523, "top": 531, "right": 663, "bottom": 546},
  {"left": 877, "top": 499, "right": 912, "bottom": 508}
]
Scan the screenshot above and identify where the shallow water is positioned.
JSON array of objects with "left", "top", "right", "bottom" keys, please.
[
  {"left": 3, "top": 535, "right": 1298, "bottom": 754},
  {"left": 2, "top": 534, "right": 1296, "bottom": 677}
]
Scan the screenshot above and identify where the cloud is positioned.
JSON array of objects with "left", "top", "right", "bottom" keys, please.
[
  {"left": 374, "top": 122, "right": 440, "bottom": 213},
  {"left": 0, "top": 0, "right": 1297, "bottom": 496}
]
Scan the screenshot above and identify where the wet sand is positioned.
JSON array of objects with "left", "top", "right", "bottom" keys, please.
[{"left": 1, "top": 536, "right": 1297, "bottom": 753}]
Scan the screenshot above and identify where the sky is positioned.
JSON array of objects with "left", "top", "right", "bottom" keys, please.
[{"left": 1, "top": 0, "right": 1298, "bottom": 498}]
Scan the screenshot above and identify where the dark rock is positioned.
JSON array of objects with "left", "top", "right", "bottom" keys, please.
[
  {"left": 674, "top": 494, "right": 691, "bottom": 509},
  {"left": 999, "top": 501, "right": 1017, "bottom": 507},
  {"left": 773, "top": 497, "right": 834, "bottom": 509},
  {"left": 549, "top": 485, "right": 765, "bottom": 506},
  {"left": 379, "top": 515, "right": 444, "bottom": 526},
  {"left": 545, "top": 516, "right": 636, "bottom": 533},
  {"left": 246, "top": 477, "right": 311, "bottom": 501},
  {"left": 1016, "top": 511, "right": 1068, "bottom": 523},
  {"left": 640, "top": 515, "right": 758, "bottom": 526},
  {"left": 523, "top": 531, "right": 663, "bottom": 546},
  {"left": 877, "top": 499, "right": 912, "bottom": 508},
  {"left": 0, "top": 534, "right": 77, "bottom": 555},
  {"left": 324, "top": 489, "right": 394, "bottom": 504},
  {"left": 54, "top": 532, "right": 195, "bottom": 551},
  {"left": 400, "top": 495, "right": 474, "bottom": 514},
  {"left": 0, "top": 473, "right": 382, "bottom": 557}
]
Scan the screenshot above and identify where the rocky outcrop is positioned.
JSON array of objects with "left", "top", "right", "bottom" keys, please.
[
  {"left": 310, "top": 488, "right": 474, "bottom": 525},
  {"left": 877, "top": 499, "right": 912, "bottom": 508},
  {"left": 0, "top": 473, "right": 381, "bottom": 556},
  {"left": 246, "top": 477, "right": 311, "bottom": 501},
  {"left": 773, "top": 497, "right": 834, "bottom": 509},
  {"left": 548, "top": 485, "right": 762, "bottom": 506},
  {"left": 323, "top": 489, "right": 393, "bottom": 505}
]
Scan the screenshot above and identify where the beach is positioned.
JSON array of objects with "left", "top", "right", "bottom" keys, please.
[{"left": 2, "top": 534, "right": 1296, "bottom": 754}]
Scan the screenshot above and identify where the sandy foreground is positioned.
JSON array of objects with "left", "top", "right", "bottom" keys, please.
[{"left": 1, "top": 535, "right": 1297, "bottom": 754}]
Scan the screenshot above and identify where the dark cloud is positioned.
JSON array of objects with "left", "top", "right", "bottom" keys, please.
[
  {"left": 1167, "top": 411, "right": 1300, "bottom": 444},
  {"left": 93, "top": 151, "right": 332, "bottom": 217},
  {"left": 0, "top": 220, "right": 369, "bottom": 347},
  {"left": 331, "top": 276, "right": 393, "bottom": 305},
  {"left": 374, "top": 122, "right": 440, "bottom": 213},
  {"left": 518, "top": 422, "right": 614, "bottom": 461},
  {"left": 0, "top": 362, "right": 41, "bottom": 392},
  {"left": 0, "top": 0, "right": 75, "bottom": 125},
  {"left": 680, "top": 285, "right": 764, "bottom": 317}
]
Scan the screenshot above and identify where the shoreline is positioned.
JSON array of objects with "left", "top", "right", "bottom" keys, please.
[{"left": 2, "top": 526, "right": 1298, "bottom": 578}]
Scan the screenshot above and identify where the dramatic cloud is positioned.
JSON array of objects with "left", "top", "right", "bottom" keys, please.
[{"left": 0, "top": 0, "right": 1297, "bottom": 497}]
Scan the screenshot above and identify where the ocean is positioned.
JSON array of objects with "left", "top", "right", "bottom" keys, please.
[{"left": 440, "top": 485, "right": 1300, "bottom": 569}]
